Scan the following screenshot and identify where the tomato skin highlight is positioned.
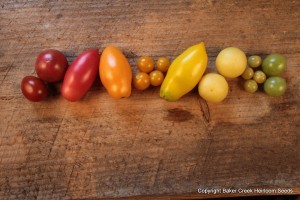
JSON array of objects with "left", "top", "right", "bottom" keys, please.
[
  {"left": 160, "top": 42, "right": 208, "bottom": 101},
  {"left": 21, "top": 76, "right": 48, "bottom": 102},
  {"left": 99, "top": 46, "right": 132, "bottom": 99},
  {"left": 35, "top": 49, "right": 68, "bottom": 82},
  {"left": 61, "top": 49, "right": 100, "bottom": 101}
]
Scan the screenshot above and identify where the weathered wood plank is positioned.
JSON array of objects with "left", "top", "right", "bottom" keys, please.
[{"left": 0, "top": 0, "right": 299, "bottom": 199}]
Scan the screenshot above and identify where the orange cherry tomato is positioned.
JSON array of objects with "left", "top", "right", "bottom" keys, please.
[
  {"left": 137, "top": 56, "right": 154, "bottom": 73},
  {"left": 149, "top": 70, "right": 164, "bottom": 86},
  {"left": 133, "top": 72, "right": 150, "bottom": 90},
  {"left": 99, "top": 46, "right": 132, "bottom": 99},
  {"left": 156, "top": 57, "right": 170, "bottom": 73}
]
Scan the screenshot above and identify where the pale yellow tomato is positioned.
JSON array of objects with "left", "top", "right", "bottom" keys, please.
[
  {"left": 198, "top": 73, "right": 229, "bottom": 103},
  {"left": 216, "top": 47, "right": 247, "bottom": 78}
]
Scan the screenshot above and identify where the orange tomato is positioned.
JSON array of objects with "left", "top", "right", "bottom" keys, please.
[
  {"left": 99, "top": 46, "right": 132, "bottom": 99},
  {"left": 156, "top": 57, "right": 170, "bottom": 73},
  {"left": 137, "top": 56, "right": 154, "bottom": 73},
  {"left": 149, "top": 70, "right": 164, "bottom": 86},
  {"left": 133, "top": 72, "right": 150, "bottom": 90}
]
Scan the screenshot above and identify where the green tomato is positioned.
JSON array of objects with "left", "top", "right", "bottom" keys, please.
[
  {"left": 248, "top": 55, "right": 262, "bottom": 68},
  {"left": 263, "top": 77, "right": 287, "bottom": 97},
  {"left": 241, "top": 67, "right": 254, "bottom": 80},
  {"left": 262, "top": 54, "right": 287, "bottom": 76},
  {"left": 244, "top": 80, "right": 258, "bottom": 93},
  {"left": 253, "top": 70, "right": 266, "bottom": 84}
]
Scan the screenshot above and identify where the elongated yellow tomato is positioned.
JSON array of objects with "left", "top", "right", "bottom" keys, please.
[
  {"left": 100, "top": 46, "right": 132, "bottom": 99},
  {"left": 160, "top": 42, "right": 208, "bottom": 101}
]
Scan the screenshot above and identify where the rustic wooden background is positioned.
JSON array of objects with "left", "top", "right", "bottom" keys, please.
[{"left": 0, "top": 0, "right": 299, "bottom": 199}]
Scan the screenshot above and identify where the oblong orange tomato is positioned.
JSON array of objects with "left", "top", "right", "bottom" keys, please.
[{"left": 99, "top": 46, "right": 132, "bottom": 99}]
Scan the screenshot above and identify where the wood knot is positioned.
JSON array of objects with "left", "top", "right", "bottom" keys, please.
[{"left": 165, "top": 108, "right": 194, "bottom": 122}]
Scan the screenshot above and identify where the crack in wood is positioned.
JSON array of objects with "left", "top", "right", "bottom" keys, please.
[
  {"left": 198, "top": 97, "right": 211, "bottom": 126},
  {"left": 65, "top": 163, "right": 75, "bottom": 198}
]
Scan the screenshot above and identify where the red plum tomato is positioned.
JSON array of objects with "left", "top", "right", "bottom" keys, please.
[{"left": 61, "top": 49, "right": 100, "bottom": 101}]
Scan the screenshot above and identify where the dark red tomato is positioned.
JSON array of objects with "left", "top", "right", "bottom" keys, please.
[
  {"left": 21, "top": 76, "right": 48, "bottom": 102},
  {"left": 35, "top": 49, "right": 68, "bottom": 82},
  {"left": 61, "top": 49, "right": 100, "bottom": 101}
]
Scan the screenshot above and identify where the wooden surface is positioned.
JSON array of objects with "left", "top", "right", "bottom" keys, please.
[{"left": 0, "top": 0, "right": 299, "bottom": 199}]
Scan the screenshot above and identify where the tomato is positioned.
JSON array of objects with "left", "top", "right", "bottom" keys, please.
[
  {"left": 241, "top": 67, "right": 254, "bottom": 80},
  {"left": 35, "top": 49, "right": 68, "bottom": 82},
  {"left": 263, "top": 77, "right": 287, "bottom": 97},
  {"left": 262, "top": 54, "right": 287, "bottom": 76},
  {"left": 149, "top": 70, "right": 164, "bottom": 86},
  {"left": 137, "top": 56, "right": 154, "bottom": 73},
  {"left": 61, "top": 49, "right": 99, "bottom": 101},
  {"left": 133, "top": 72, "right": 150, "bottom": 90},
  {"left": 248, "top": 55, "right": 262, "bottom": 68},
  {"left": 160, "top": 42, "right": 208, "bottom": 101},
  {"left": 216, "top": 47, "right": 247, "bottom": 78},
  {"left": 253, "top": 70, "right": 266, "bottom": 84},
  {"left": 198, "top": 73, "right": 228, "bottom": 103},
  {"left": 21, "top": 76, "right": 48, "bottom": 102},
  {"left": 244, "top": 80, "right": 258, "bottom": 93},
  {"left": 156, "top": 57, "right": 170, "bottom": 73},
  {"left": 100, "top": 46, "right": 132, "bottom": 99}
]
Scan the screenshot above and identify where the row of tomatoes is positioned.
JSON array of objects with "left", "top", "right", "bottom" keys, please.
[
  {"left": 21, "top": 47, "right": 137, "bottom": 102},
  {"left": 21, "top": 43, "right": 287, "bottom": 103}
]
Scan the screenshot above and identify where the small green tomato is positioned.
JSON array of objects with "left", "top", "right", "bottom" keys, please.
[
  {"left": 241, "top": 67, "right": 254, "bottom": 80},
  {"left": 248, "top": 55, "right": 262, "bottom": 68},
  {"left": 244, "top": 80, "right": 258, "bottom": 93},
  {"left": 253, "top": 70, "right": 266, "bottom": 84}
]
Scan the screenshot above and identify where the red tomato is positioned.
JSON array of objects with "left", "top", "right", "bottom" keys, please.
[
  {"left": 21, "top": 76, "right": 48, "bottom": 102},
  {"left": 35, "top": 49, "right": 68, "bottom": 82},
  {"left": 61, "top": 49, "right": 100, "bottom": 101}
]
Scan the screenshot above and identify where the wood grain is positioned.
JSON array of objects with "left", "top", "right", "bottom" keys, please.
[{"left": 0, "top": 0, "right": 299, "bottom": 199}]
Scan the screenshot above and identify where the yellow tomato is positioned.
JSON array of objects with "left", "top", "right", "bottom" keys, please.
[
  {"left": 198, "top": 73, "right": 229, "bottom": 103},
  {"left": 216, "top": 47, "right": 247, "bottom": 78},
  {"left": 160, "top": 42, "right": 208, "bottom": 101}
]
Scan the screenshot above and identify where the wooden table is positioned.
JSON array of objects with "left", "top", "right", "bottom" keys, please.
[{"left": 0, "top": 0, "right": 299, "bottom": 199}]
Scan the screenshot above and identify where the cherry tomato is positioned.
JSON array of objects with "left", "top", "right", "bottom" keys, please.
[
  {"left": 100, "top": 46, "right": 132, "bottom": 99},
  {"left": 156, "top": 57, "right": 170, "bottom": 72},
  {"left": 248, "top": 55, "right": 262, "bottom": 68},
  {"left": 35, "top": 49, "right": 68, "bottom": 82},
  {"left": 21, "top": 76, "right": 48, "bottom": 102},
  {"left": 253, "top": 70, "right": 266, "bottom": 84},
  {"left": 149, "top": 70, "right": 164, "bottom": 86},
  {"left": 137, "top": 56, "right": 154, "bottom": 73},
  {"left": 244, "top": 80, "right": 258, "bottom": 93},
  {"left": 241, "top": 67, "right": 254, "bottom": 80},
  {"left": 62, "top": 49, "right": 100, "bottom": 101},
  {"left": 133, "top": 72, "right": 150, "bottom": 90}
]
